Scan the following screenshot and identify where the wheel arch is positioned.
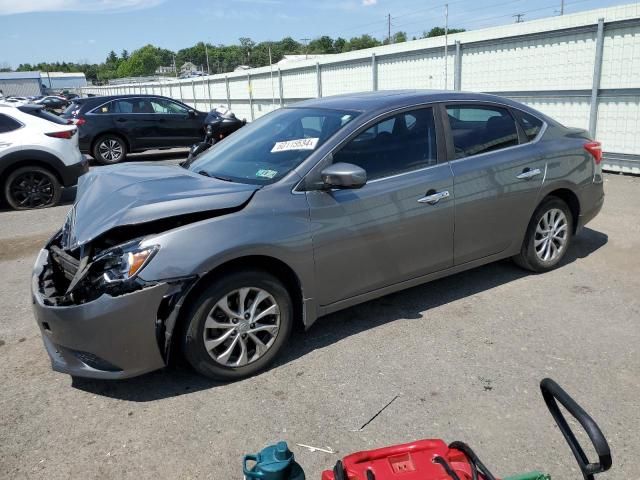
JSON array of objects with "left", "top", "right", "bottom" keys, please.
[
  {"left": 0, "top": 150, "right": 65, "bottom": 189},
  {"left": 542, "top": 188, "right": 580, "bottom": 234},
  {"left": 169, "top": 255, "right": 305, "bottom": 361}
]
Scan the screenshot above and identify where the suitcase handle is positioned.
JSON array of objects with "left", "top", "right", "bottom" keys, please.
[{"left": 540, "top": 378, "right": 612, "bottom": 480}]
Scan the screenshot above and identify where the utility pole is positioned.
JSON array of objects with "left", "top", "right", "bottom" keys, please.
[
  {"left": 560, "top": 0, "right": 564, "bottom": 15},
  {"left": 513, "top": 13, "right": 525, "bottom": 23},
  {"left": 204, "top": 42, "right": 210, "bottom": 74},
  {"left": 301, "top": 38, "right": 310, "bottom": 59},
  {"left": 387, "top": 14, "right": 392, "bottom": 44},
  {"left": 269, "top": 45, "right": 275, "bottom": 109},
  {"left": 172, "top": 54, "right": 177, "bottom": 77},
  {"left": 444, "top": 3, "right": 449, "bottom": 89}
]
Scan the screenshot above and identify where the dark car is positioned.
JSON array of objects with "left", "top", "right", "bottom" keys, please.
[
  {"left": 61, "top": 95, "right": 209, "bottom": 164},
  {"left": 33, "top": 90, "right": 604, "bottom": 381},
  {"left": 35, "top": 96, "right": 69, "bottom": 113}
]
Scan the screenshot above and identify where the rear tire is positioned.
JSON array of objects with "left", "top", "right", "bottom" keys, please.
[
  {"left": 182, "top": 269, "right": 293, "bottom": 381},
  {"left": 514, "top": 197, "right": 573, "bottom": 272},
  {"left": 92, "top": 134, "right": 127, "bottom": 165},
  {"left": 4, "top": 166, "right": 62, "bottom": 210}
]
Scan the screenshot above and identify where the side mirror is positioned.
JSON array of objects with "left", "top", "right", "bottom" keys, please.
[
  {"left": 188, "top": 109, "right": 196, "bottom": 118},
  {"left": 320, "top": 163, "right": 367, "bottom": 189}
]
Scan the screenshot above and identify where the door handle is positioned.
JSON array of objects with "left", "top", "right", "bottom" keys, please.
[
  {"left": 418, "top": 190, "right": 450, "bottom": 205},
  {"left": 517, "top": 168, "right": 542, "bottom": 180}
]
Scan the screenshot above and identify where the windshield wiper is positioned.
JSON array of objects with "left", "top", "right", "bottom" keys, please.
[{"left": 197, "top": 170, "right": 235, "bottom": 182}]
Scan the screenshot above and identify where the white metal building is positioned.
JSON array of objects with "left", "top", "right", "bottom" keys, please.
[
  {"left": 83, "top": 3, "right": 640, "bottom": 173},
  {"left": 40, "top": 72, "right": 87, "bottom": 91},
  {"left": 0, "top": 72, "right": 42, "bottom": 97}
]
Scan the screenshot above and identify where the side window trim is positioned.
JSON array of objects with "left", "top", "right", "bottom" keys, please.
[
  {"left": 441, "top": 101, "right": 524, "bottom": 162},
  {"left": 333, "top": 106, "right": 441, "bottom": 182}
]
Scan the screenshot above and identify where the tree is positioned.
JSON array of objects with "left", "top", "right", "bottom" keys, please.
[
  {"left": 346, "top": 34, "right": 381, "bottom": 51},
  {"left": 334, "top": 37, "right": 347, "bottom": 53},
  {"left": 308, "top": 36, "right": 335, "bottom": 54},
  {"left": 121, "top": 49, "right": 129, "bottom": 60},
  {"left": 423, "top": 27, "right": 466, "bottom": 38},
  {"left": 117, "top": 44, "right": 164, "bottom": 77}
]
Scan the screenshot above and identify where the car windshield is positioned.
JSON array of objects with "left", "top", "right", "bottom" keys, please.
[{"left": 187, "top": 107, "right": 359, "bottom": 185}]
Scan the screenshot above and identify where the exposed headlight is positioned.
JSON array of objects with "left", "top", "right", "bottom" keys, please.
[
  {"left": 94, "top": 241, "right": 159, "bottom": 283},
  {"left": 206, "top": 125, "right": 214, "bottom": 135}
]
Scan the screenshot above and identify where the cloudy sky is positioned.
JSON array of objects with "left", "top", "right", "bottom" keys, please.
[{"left": 0, "top": 0, "right": 629, "bottom": 67}]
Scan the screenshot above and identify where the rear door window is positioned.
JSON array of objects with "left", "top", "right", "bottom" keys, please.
[
  {"left": 91, "top": 102, "right": 113, "bottom": 114},
  {"left": 0, "top": 113, "right": 22, "bottom": 133},
  {"left": 333, "top": 108, "right": 438, "bottom": 180},
  {"left": 446, "top": 105, "right": 519, "bottom": 159},
  {"left": 512, "top": 109, "right": 544, "bottom": 142},
  {"left": 113, "top": 99, "right": 154, "bottom": 114}
]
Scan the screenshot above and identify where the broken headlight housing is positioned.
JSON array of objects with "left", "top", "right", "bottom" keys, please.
[{"left": 93, "top": 241, "right": 159, "bottom": 283}]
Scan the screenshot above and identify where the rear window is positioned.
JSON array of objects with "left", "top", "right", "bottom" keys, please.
[{"left": 19, "top": 107, "right": 70, "bottom": 125}]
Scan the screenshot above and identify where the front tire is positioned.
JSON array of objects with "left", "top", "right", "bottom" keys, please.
[
  {"left": 514, "top": 197, "right": 573, "bottom": 272},
  {"left": 183, "top": 270, "right": 293, "bottom": 381},
  {"left": 4, "top": 166, "right": 62, "bottom": 210},
  {"left": 92, "top": 135, "right": 127, "bottom": 165}
]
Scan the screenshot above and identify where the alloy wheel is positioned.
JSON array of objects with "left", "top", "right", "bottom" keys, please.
[
  {"left": 203, "top": 287, "right": 280, "bottom": 367},
  {"left": 98, "top": 139, "right": 123, "bottom": 162},
  {"left": 534, "top": 208, "right": 568, "bottom": 262},
  {"left": 9, "top": 171, "right": 55, "bottom": 208}
]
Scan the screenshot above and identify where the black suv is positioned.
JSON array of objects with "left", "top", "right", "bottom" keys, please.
[{"left": 61, "top": 95, "right": 209, "bottom": 164}]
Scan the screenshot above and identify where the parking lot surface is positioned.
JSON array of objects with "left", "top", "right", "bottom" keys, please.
[{"left": 0, "top": 157, "right": 638, "bottom": 479}]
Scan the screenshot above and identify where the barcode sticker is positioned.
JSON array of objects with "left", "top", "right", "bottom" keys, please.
[{"left": 271, "top": 138, "right": 319, "bottom": 153}]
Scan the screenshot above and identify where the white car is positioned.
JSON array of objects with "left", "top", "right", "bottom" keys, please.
[{"left": 0, "top": 104, "right": 88, "bottom": 210}]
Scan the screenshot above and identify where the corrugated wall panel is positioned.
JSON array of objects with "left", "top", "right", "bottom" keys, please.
[
  {"left": 228, "top": 77, "right": 250, "bottom": 99},
  {"left": 321, "top": 61, "right": 371, "bottom": 96},
  {"left": 596, "top": 96, "right": 640, "bottom": 154},
  {"left": 251, "top": 73, "right": 278, "bottom": 99},
  {"left": 600, "top": 24, "right": 640, "bottom": 88},
  {"left": 462, "top": 32, "right": 596, "bottom": 91},
  {"left": 281, "top": 68, "right": 316, "bottom": 99},
  {"left": 511, "top": 96, "right": 591, "bottom": 130},
  {"left": 378, "top": 51, "right": 454, "bottom": 90}
]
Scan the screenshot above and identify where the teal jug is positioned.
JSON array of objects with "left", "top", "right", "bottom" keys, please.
[{"left": 243, "top": 442, "right": 305, "bottom": 480}]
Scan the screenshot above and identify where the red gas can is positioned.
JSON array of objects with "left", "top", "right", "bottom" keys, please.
[{"left": 321, "top": 439, "right": 478, "bottom": 480}]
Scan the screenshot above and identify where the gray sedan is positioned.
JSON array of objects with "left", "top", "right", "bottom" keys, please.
[{"left": 32, "top": 90, "right": 604, "bottom": 381}]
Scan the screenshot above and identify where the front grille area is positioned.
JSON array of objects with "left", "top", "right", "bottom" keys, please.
[{"left": 50, "top": 245, "right": 80, "bottom": 281}]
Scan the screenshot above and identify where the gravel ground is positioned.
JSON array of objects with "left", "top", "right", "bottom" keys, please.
[{"left": 0, "top": 157, "right": 638, "bottom": 480}]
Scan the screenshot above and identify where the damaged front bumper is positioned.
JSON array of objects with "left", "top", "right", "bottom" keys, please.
[{"left": 31, "top": 248, "right": 191, "bottom": 380}]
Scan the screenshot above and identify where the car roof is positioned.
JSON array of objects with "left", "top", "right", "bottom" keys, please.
[
  {"left": 293, "top": 89, "right": 550, "bottom": 119},
  {"left": 71, "top": 94, "right": 180, "bottom": 109}
]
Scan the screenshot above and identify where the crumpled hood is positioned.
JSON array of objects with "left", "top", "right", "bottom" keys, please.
[{"left": 65, "top": 163, "right": 258, "bottom": 248}]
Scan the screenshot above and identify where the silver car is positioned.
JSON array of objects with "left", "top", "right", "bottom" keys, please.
[{"left": 32, "top": 91, "right": 604, "bottom": 381}]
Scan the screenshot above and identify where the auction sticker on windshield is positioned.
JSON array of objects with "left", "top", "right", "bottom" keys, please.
[
  {"left": 271, "top": 138, "right": 319, "bottom": 153},
  {"left": 256, "top": 169, "right": 278, "bottom": 179}
]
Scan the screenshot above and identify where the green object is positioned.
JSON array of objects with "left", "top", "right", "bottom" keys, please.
[
  {"left": 504, "top": 472, "right": 551, "bottom": 480},
  {"left": 243, "top": 441, "right": 305, "bottom": 480}
]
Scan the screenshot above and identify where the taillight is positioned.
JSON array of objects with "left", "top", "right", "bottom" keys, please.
[
  {"left": 46, "top": 129, "right": 76, "bottom": 139},
  {"left": 584, "top": 141, "right": 602, "bottom": 165},
  {"left": 73, "top": 117, "right": 86, "bottom": 126}
]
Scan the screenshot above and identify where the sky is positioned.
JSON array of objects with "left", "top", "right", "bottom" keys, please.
[{"left": 0, "top": 0, "right": 632, "bottom": 68}]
